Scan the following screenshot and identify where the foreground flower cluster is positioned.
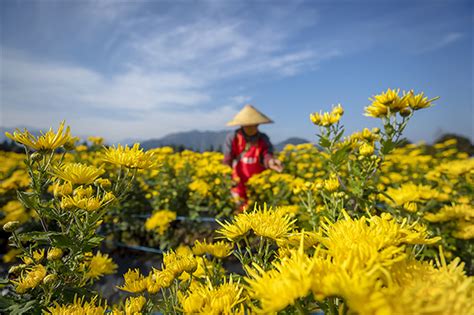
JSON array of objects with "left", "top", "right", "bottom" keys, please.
[
  {"left": 0, "top": 88, "right": 473, "bottom": 314},
  {"left": 30, "top": 205, "right": 474, "bottom": 314}
]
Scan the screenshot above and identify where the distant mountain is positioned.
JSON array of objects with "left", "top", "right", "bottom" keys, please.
[
  {"left": 275, "top": 137, "right": 311, "bottom": 152},
  {"left": 1, "top": 126, "right": 310, "bottom": 153},
  {"left": 141, "top": 130, "right": 229, "bottom": 152},
  {"left": 140, "top": 130, "right": 310, "bottom": 152}
]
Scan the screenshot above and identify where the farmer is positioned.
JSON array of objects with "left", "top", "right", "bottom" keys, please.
[{"left": 223, "top": 104, "right": 283, "bottom": 210}]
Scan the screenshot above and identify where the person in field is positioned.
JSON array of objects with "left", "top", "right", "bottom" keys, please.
[{"left": 223, "top": 104, "right": 283, "bottom": 210}]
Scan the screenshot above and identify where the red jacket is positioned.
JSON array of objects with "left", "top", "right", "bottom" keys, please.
[{"left": 223, "top": 129, "right": 274, "bottom": 199}]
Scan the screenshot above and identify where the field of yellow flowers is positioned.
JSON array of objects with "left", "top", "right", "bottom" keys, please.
[{"left": 0, "top": 89, "right": 472, "bottom": 314}]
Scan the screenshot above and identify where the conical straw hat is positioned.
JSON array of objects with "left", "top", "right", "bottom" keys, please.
[{"left": 226, "top": 104, "right": 274, "bottom": 126}]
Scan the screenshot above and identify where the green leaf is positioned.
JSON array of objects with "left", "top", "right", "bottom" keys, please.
[
  {"left": 318, "top": 136, "right": 331, "bottom": 148},
  {"left": 5, "top": 300, "right": 38, "bottom": 315},
  {"left": 331, "top": 146, "right": 350, "bottom": 167},
  {"left": 381, "top": 139, "right": 395, "bottom": 155},
  {"left": 17, "top": 191, "right": 38, "bottom": 210},
  {"left": 0, "top": 295, "right": 14, "bottom": 312},
  {"left": 83, "top": 235, "right": 104, "bottom": 251},
  {"left": 18, "top": 231, "right": 63, "bottom": 245},
  {"left": 50, "top": 234, "right": 78, "bottom": 249},
  {"left": 334, "top": 128, "right": 345, "bottom": 142}
]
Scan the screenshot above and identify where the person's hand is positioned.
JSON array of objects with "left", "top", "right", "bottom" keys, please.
[{"left": 268, "top": 158, "right": 283, "bottom": 173}]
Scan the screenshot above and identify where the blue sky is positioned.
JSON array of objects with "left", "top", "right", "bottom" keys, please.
[{"left": 1, "top": 0, "right": 472, "bottom": 143}]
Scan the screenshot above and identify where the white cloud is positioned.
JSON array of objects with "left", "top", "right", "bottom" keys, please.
[
  {"left": 3, "top": 101, "right": 237, "bottom": 142},
  {"left": 130, "top": 14, "right": 325, "bottom": 80},
  {"left": 414, "top": 32, "right": 464, "bottom": 54},
  {"left": 2, "top": 51, "right": 210, "bottom": 112},
  {"left": 1, "top": 2, "right": 331, "bottom": 141},
  {"left": 230, "top": 95, "right": 252, "bottom": 105}
]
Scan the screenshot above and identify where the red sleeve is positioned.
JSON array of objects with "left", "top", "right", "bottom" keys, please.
[{"left": 260, "top": 133, "right": 274, "bottom": 168}]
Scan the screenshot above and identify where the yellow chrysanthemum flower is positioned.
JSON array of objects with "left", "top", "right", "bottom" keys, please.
[
  {"left": 189, "top": 179, "right": 211, "bottom": 196},
  {"left": 0, "top": 200, "right": 29, "bottom": 225},
  {"left": 53, "top": 162, "right": 105, "bottom": 185},
  {"left": 145, "top": 210, "right": 177, "bottom": 235},
  {"left": 251, "top": 207, "right": 296, "bottom": 241},
  {"left": 61, "top": 188, "right": 115, "bottom": 212},
  {"left": 359, "top": 142, "right": 375, "bottom": 156},
  {"left": 124, "top": 296, "right": 146, "bottom": 314},
  {"left": 13, "top": 264, "right": 47, "bottom": 293},
  {"left": 163, "top": 250, "right": 197, "bottom": 277},
  {"left": 217, "top": 213, "right": 253, "bottom": 241},
  {"left": 424, "top": 204, "right": 473, "bottom": 222},
  {"left": 323, "top": 175, "right": 340, "bottom": 192},
  {"left": 147, "top": 267, "right": 175, "bottom": 291},
  {"left": 51, "top": 181, "right": 73, "bottom": 198},
  {"left": 277, "top": 230, "right": 321, "bottom": 249},
  {"left": 5, "top": 121, "right": 72, "bottom": 151},
  {"left": 178, "top": 256, "right": 216, "bottom": 282},
  {"left": 82, "top": 252, "right": 117, "bottom": 280},
  {"left": 22, "top": 248, "right": 45, "bottom": 265},
  {"left": 364, "top": 100, "right": 389, "bottom": 118},
  {"left": 217, "top": 204, "right": 296, "bottom": 242},
  {"left": 117, "top": 269, "right": 147, "bottom": 293},
  {"left": 45, "top": 295, "right": 107, "bottom": 315},
  {"left": 310, "top": 104, "right": 344, "bottom": 127},
  {"left": 3, "top": 248, "right": 21, "bottom": 263},
  {"left": 274, "top": 205, "right": 300, "bottom": 217},
  {"left": 47, "top": 247, "right": 63, "bottom": 261},
  {"left": 102, "top": 143, "right": 155, "bottom": 169},
  {"left": 320, "top": 211, "right": 440, "bottom": 273},
  {"left": 192, "top": 240, "right": 233, "bottom": 258},
  {"left": 452, "top": 221, "right": 474, "bottom": 239},
  {"left": 403, "top": 202, "right": 418, "bottom": 213},
  {"left": 365, "top": 88, "right": 409, "bottom": 117},
  {"left": 179, "top": 277, "right": 244, "bottom": 314},
  {"left": 358, "top": 250, "right": 473, "bottom": 314},
  {"left": 382, "top": 183, "right": 443, "bottom": 207},
  {"left": 88, "top": 136, "right": 104, "bottom": 146},
  {"left": 406, "top": 90, "right": 439, "bottom": 110},
  {"left": 175, "top": 245, "right": 194, "bottom": 257},
  {"left": 245, "top": 249, "right": 313, "bottom": 313}
]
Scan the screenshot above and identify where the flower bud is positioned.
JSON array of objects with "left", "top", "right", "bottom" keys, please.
[
  {"left": 384, "top": 124, "right": 394, "bottom": 135},
  {"left": 43, "top": 274, "right": 57, "bottom": 285},
  {"left": 63, "top": 138, "right": 78, "bottom": 151},
  {"left": 323, "top": 176, "right": 340, "bottom": 192},
  {"left": 47, "top": 248, "right": 63, "bottom": 261},
  {"left": 30, "top": 152, "right": 43, "bottom": 162},
  {"left": 8, "top": 264, "right": 26, "bottom": 275},
  {"left": 359, "top": 142, "right": 375, "bottom": 156},
  {"left": 3, "top": 221, "right": 20, "bottom": 232},
  {"left": 400, "top": 108, "right": 411, "bottom": 117},
  {"left": 94, "top": 178, "right": 111, "bottom": 188},
  {"left": 332, "top": 104, "right": 344, "bottom": 116}
]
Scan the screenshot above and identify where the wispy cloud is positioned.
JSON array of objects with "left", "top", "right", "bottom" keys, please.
[
  {"left": 1, "top": 1, "right": 329, "bottom": 141},
  {"left": 413, "top": 32, "right": 464, "bottom": 54},
  {"left": 2, "top": 50, "right": 209, "bottom": 112},
  {"left": 230, "top": 95, "right": 252, "bottom": 105},
  {"left": 1, "top": 1, "right": 470, "bottom": 143},
  {"left": 127, "top": 6, "right": 324, "bottom": 80}
]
